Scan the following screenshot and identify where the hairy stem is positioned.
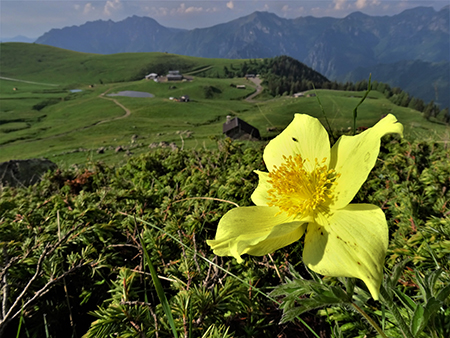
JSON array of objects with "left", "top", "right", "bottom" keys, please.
[
  {"left": 351, "top": 302, "right": 388, "bottom": 338},
  {"left": 380, "top": 285, "right": 415, "bottom": 338}
]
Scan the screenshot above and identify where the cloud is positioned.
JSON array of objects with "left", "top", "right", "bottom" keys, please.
[
  {"left": 356, "top": 0, "right": 382, "bottom": 10},
  {"left": 185, "top": 6, "right": 203, "bottom": 14},
  {"left": 104, "top": 0, "right": 122, "bottom": 16},
  {"left": 226, "top": 1, "right": 234, "bottom": 10},
  {"left": 83, "top": 3, "right": 95, "bottom": 15},
  {"left": 355, "top": 0, "right": 367, "bottom": 9},
  {"left": 172, "top": 3, "right": 204, "bottom": 15},
  {"left": 333, "top": 0, "right": 347, "bottom": 10}
]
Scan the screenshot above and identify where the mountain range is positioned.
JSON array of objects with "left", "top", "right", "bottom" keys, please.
[
  {"left": 31, "top": 6, "right": 450, "bottom": 108},
  {"left": 36, "top": 6, "right": 449, "bottom": 75}
]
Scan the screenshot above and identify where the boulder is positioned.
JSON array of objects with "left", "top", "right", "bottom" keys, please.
[
  {"left": 0, "top": 158, "right": 57, "bottom": 187},
  {"left": 158, "top": 141, "right": 169, "bottom": 148}
]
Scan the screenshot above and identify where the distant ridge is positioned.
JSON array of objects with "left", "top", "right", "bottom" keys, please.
[
  {"left": 345, "top": 60, "right": 450, "bottom": 109},
  {"left": 1, "top": 35, "right": 35, "bottom": 43},
  {"left": 35, "top": 6, "right": 449, "bottom": 81}
]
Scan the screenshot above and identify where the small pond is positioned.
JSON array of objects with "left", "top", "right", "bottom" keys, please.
[
  {"left": 70, "top": 89, "right": 82, "bottom": 93},
  {"left": 107, "top": 91, "right": 154, "bottom": 98}
]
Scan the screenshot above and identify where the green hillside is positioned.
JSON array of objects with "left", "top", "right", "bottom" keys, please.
[
  {"left": 0, "top": 43, "right": 250, "bottom": 85},
  {"left": 0, "top": 43, "right": 448, "bottom": 167}
]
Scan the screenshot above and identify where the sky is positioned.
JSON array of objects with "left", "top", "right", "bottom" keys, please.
[{"left": 1, "top": 0, "right": 449, "bottom": 39}]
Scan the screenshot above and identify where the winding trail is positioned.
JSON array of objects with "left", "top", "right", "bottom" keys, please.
[
  {"left": 0, "top": 86, "right": 133, "bottom": 147},
  {"left": 245, "top": 77, "right": 264, "bottom": 102},
  {"left": 30, "top": 89, "right": 133, "bottom": 140},
  {"left": 98, "top": 88, "right": 131, "bottom": 123},
  {"left": 0, "top": 76, "right": 59, "bottom": 87}
]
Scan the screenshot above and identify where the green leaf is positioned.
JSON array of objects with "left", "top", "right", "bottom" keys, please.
[
  {"left": 392, "top": 289, "right": 416, "bottom": 314},
  {"left": 330, "top": 286, "right": 351, "bottom": 302},
  {"left": 389, "top": 259, "right": 410, "bottom": 288},
  {"left": 352, "top": 74, "right": 371, "bottom": 135},
  {"left": 424, "top": 297, "right": 442, "bottom": 321},
  {"left": 139, "top": 231, "right": 179, "bottom": 338},
  {"left": 411, "top": 304, "right": 425, "bottom": 336},
  {"left": 436, "top": 283, "right": 450, "bottom": 303}
]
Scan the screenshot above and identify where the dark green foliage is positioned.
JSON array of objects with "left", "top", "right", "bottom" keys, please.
[
  {"left": 1, "top": 136, "right": 449, "bottom": 337},
  {"left": 203, "top": 85, "right": 222, "bottom": 99},
  {"left": 219, "top": 56, "right": 329, "bottom": 96},
  {"left": 32, "top": 97, "right": 62, "bottom": 111},
  {"left": 0, "top": 140, "right": 304, "bottom": 337},
  {"left": 245, "top": 56, "right": 329, "bottom": 96}
]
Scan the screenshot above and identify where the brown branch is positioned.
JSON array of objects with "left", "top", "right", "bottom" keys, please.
[
  {"left": 1, "top": 223, "right": 84, "bottom": 326},
  {"left": 1, "top": 248, "right": 11, "bottom": 321},
  {"left": 9, "top": 260, "right": 92, "bottom": 322},
  {"left": 120, "top": 301, "right": 152, "bottom": 307}
]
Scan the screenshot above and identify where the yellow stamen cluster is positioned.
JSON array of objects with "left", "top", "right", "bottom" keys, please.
[{"left": 267, "top": 154, "right": 339, "bottom": 217}]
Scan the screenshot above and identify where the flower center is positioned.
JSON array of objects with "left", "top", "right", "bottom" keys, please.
[{"left": 267, "top": 154, "right": 339, "bottom": 217}]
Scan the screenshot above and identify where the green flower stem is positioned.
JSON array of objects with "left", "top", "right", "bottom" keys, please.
[
  {"left": 380, "top": 285, "right": 415, "bottom": 338},
  {"left": 351, "top": 302, "right": 388, "bottom": 338}
]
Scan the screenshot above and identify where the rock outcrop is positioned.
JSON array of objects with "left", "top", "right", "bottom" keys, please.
[{"left": 0, "top": 159, "right": 57, "bottom": 187}]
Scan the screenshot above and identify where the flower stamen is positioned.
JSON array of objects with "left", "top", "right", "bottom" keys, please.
[{"left": 267, "top": 154, "right": 339, "bottom": 217}]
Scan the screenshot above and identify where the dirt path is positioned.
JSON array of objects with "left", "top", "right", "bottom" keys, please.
[
  {"left": 98, "top": 89, "right": 131, "bottom": 122},
  {"left": 0, "top": 87, "right": 133, "bottom": 147},
  {"left": 245, "top": 77, "right": 264, "bottom": 102},
  {"left": 32, "top": 89, "right": 133, "bottom": 140},
  {"left": 0, "top": 76, "right": 59, "bottom": 87}
]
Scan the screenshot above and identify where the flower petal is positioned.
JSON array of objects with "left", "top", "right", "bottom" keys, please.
[
  {"left": 251, "top": 170, "right": 271, "bottom": 206},
  {"left": 330, "top": 114, "right": 403, "bottom": 209},
  {"left": 302, "top": 204, "right": 388, "bottom": 300},
  {"left": 207, "top": 206, "right": 306, "bottom": 263},
  {"left": 264, "top": 114, "right": 330, "bottom": 173}
]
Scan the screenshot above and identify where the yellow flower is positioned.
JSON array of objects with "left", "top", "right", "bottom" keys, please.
[{"left": 207, "top": 114, "right": 403, "bottom": 300}]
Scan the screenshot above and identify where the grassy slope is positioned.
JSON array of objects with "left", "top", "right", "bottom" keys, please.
[
  {"left": 0, "top": 43, "right": 448, "bottom": 167},
  {"left": 0, "top": 42, "right": 249, "bottom": 85}
]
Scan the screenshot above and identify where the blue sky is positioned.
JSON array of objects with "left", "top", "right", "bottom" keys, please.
[{"left": 1, "top": 0, "right": 448, "bottom": 39}]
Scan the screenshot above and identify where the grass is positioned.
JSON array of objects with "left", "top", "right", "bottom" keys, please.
[
  {"left": 0, "top": 42, "right": 250, "bottom": 85},
  {"left": 0, "top": 43, "right": 448, "bottom": 167}
]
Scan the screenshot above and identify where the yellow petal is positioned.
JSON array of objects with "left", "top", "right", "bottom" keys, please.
[
  {"left": 303, "top": 204, "right": 388, "bottom": 300},
  {"left": 330, "top": 114, "right": 403, "bottom": 209},
  {"left": 264, "top": 114, "right": 330, "bottom": 173},
  {"left": 207, "top": 206, "right": 306, "bottom": 263},
  {"left": 251, "top": 170, "right": 271, "bottom": 206}
]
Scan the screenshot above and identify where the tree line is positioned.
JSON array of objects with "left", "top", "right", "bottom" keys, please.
[{"left": 221, "top": 56, "right": 450, "bottom": 124}]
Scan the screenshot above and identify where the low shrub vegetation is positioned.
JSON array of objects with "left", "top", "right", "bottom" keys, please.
[{"left": 1, "top": 134, "right": 449, "bottom": 337}]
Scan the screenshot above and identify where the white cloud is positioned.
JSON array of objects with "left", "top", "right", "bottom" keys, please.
[
  {"left": 226, "top": 1, "right": 234, "bottom": 10},
  {"left": 172, "top": 3, "right": 204, "bottom": 15},
  {"left": 185, "top": 6, "right": 203, "bottom": 14},
  {"left": 83, "top": 3, "right": 95, "bottom": 15},
  {"left": 355, "top": 0, "right": 367, "bottom": 9},
  {"left": 146, "top": 6, "right": 168, "bottom": 17},
  {"left": 356, "top": 0, "right": 382, "bottom": 10},
  {"left": 333, "top": 0, "right": 347, "bottom": 10},
  {"left": 104, "top": 0, "right": 122, "bottom": 16}
]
